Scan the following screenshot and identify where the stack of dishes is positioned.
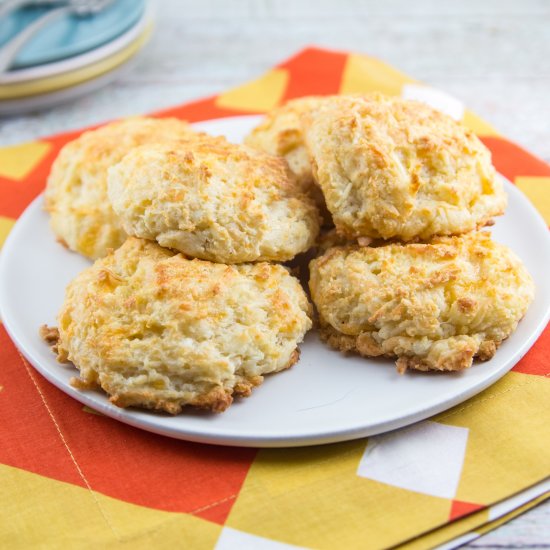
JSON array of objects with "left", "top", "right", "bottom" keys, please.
[{"left": 0, "top": 0, "right": 151, "bottom": 115}]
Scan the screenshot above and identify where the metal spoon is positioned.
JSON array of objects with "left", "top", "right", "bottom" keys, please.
[
  {"left": 0, "top": 0, "right": 114, "bottom": 74},
  {"left": 0, "top": 0, "right": 65, "bottom": 21}
]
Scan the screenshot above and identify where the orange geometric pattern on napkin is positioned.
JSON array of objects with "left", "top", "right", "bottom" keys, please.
[
  {"left": 480, "top": 137, "right": 550, "bottom": 180},
  {"left": 511, "top": 326, "right": 550, "bottom": 376},
  {"left": 1, "top": 47, "right": 549, "bottom": 549},
  {"left": 0, "top": 326, "right": 256, "bottom": 525},
  {"left": 449, "top": 500, "right": 485, "bottom": 521},
  {"left": 0, "top": 142, "right": 52, "bottom": 180},
  {"left": 0, "top": 133, "right": 77, "bottom": 219}
]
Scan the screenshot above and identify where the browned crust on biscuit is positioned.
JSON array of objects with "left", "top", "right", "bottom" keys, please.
[
  {"left": 233, "top": 375, "right": 262, "bottom": 398},
  {"left": 70, "top": 376, "right": 100, "bottom": 390},
  {"left": 319, "top": 324, "right": 499, "bottom": 374},
  {"left": 106, "top": 385, "right": 234, "bottom": 414},
  {"left": 39, "top": 324, "right": 59, "bottom": 346},
  {"left": 39, "top": 324, "right": 68, "bottom": 362},
  {"left": 232, "top": 348, "right": 299, "bottom": 397},
  {"left": 55, "top": 236, "right": 69, "bottom": 249},
  {"left": 477, "top": 340, "right": 499, "bottom": 361},
  {"left": 65, "top": 347, "right": 302, "bottom": 415},
  {"left": 319, "top": 326, "right": 361, "bottom": 354},
  {"left": 395, "top": 350, "right": 473, "bottom": 375},
  {"left": 284, "top": 348, "right": 301, "bottom": 369},
  {"left": 334, "top": 217, "right": 500, "bottom": 244}
]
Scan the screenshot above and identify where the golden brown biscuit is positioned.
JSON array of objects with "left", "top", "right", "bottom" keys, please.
[
  {"left": 49, "top": 238, "right": 312, "bottom": 413},
  {"left": 309, "top": 232, "right": 534, "bottom": 373},
  {"left": 44, "top": 117, "right": 196, "bottom": 259},
  {"left": 244, "top": 96, "right": 332, "bottom": 223},
  {"left": 108, "top": 136, "right": 320, "bottom": 263},
  {"left": 314, "top": 228, "right": 369, "bottom": 255},
  {"left": 306, "top": 94, "right": 507, "bottom": 241}
]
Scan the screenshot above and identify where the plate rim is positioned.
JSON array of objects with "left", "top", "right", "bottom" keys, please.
[{"left": 1, "top": 115, "right": 549, "bottom": 447}]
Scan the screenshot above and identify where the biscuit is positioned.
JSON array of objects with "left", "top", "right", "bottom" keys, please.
[
  {"left": 44, "top": 117, "right": 196, "bottom": 259},
  {"left": 309, "top": 232, "right": 534, "bottom": 373},
  {"left": 306, "top": 94, "right": 507, "bottom": 241},
  {"left": 49, "top": 238, "right": 313, "bottom": 413},
  {"left": 244, "top": 96, "right": 323, "bottom": 191},
  {"left": 244, "top": 96, "right": 332, "bottom": 223},
  {"left": 314, "top": 228, "right": 367, "bottom": 255},
  {"left": 108, "top": 136, "right": 320, "bottom": 263}
]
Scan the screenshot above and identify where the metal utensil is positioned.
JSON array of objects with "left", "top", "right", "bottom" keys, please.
[
  {"left": 0, "top": 0, "right": 114, "bottom": 74},
  {"left": 0, "top": 0, "right": 64, "bottom": 21}
]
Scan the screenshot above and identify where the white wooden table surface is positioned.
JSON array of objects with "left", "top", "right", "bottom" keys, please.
[{"left": 1, "top": 0, "right": 548, "bottom": 546}]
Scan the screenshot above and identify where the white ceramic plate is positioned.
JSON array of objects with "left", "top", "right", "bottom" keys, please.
[{"left": 1, "top": 115, "right": 549, "bottom": 448}]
